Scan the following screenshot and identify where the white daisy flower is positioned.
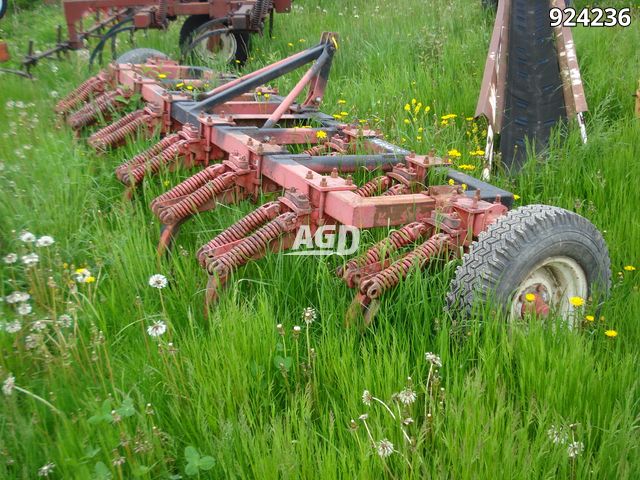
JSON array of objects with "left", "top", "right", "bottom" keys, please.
[
  {"left": 5, "top": 320, "right": 22, "bottom": 333},
  {"left": 35, "top": 236, "right": 55, "bottom": 247},
  {"left": 21, "top": 253, "right": 39, "bottom": 265},
  {"left": 375, "top": 439, "right": 394, "bottom": 458},
  {"left": 2, "top": 374, "right": 15, "bottom": 396},
  {"left": 3, "top": 253, "right": 18, "bottom": 264},
  {"left": 5, "top": 291, "right": 30, "bottom": 304},
  {"left": 31, "top": 320, "right": 47, "bottom": 331},
  {"left": 57, "top": 314, "right": 73, "bottom": 328},
  {"left": 547, "top": 425, "right": 568, "bottom": 445},
  {"left": 147, "top": 320, "right": 167, "bottom": 337},
  {"left": 19, "top": 231, "right": 36, "bottom": 243},
  {"left": 16, "top": 303, "right": 32, "bottom": 316},
  {"left": 148, "top": 274, "right": 168, "bottom": 289}
]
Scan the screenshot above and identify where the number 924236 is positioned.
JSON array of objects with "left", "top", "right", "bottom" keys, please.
[{"left": 549, "top": 7, "right": 632, "bottom": 27}]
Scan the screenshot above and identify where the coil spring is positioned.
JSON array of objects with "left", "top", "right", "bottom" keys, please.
[
  {"left": 343, "top": 222, "right": 429, "bottom": 273},
  {"left": 67, "top": 91, "right": 121, "bottom": 129},
  {"left": 250, "top": 0, "right": 272, "bottom": 30},
  {"left": 152, "top": 164, "right": 227, "bottom": 209},
  {"left": 207, "top": 212, "right": 296, "bottom": 276},
  {"left": 382, "top": 184, "right": 410, "bottom": 196},
  {"left": 55, "top": 75, "right": 103, "bottom": 115},
  {"left": 159, "top": 172, "right": 236, "bottom": 224},
  {"left": 361, "top": 234, "right": 449, "bottom": 299},
  {"left": 157, "top": 0, "right": 168, "bottom": 25},
  {"left": 196, "top": 201, "right": 281, "bottom": 265},
  {"left": 354, "top": 176, "right": 393, "bottom": 197},
  {"left": 89, "top": 110, "right": 147, "bottom": 149},
  {"left": 116, "top": 133, "right": 181, "bottom": 178},
  {"left": 119, "top": 140, "right": 186, "bottom": 186}
]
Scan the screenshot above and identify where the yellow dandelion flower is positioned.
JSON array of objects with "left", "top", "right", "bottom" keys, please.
[
  {"left": 458, "top": 164, "right": 476, "bottom": 171},
  {"left": 333, "top": 114, "right": 342, "bottom": 120},
  {"left": 176, "top": 82, "right": 184, "bottom": 88},
  {"left": 158, "top": 73, "right": 167, "bottom": 79},
  {"left": 85, "top": 276, "right": 96, "bottom": 283},
  {"left": 264, "top": 94, "right": 270, "bottom": 99},
  {"left": 461, "top": 183, "right": 467, "bottom": 191},
  {"left": 256, "top": 91, "right": 262, "bottom": 96},
  {"left": 513, "top": 194, "right": 521, "bottom": 200},
  {"left": 441, "top": 114, "right": 458, "bottom": 120},
  {"left": 448, "top": 149, "right": 462, "bottom": 158},
  {"left": 414, "top": 103, "right": 422, "bottom": 114},
  {"left": 411, "top": 98, "right": 417, "bottom": 105},
  {"left": 623, "top": 265, "right": 636, "bottom": 271},
  {"left": 235, "top": 59, "right": 241, "bottom": 64},
  {"left": 163, "top": 180, "right": 170, "bottom": 187},
  {"left": 418, "top": 127, "right": 423, "bottom": 133},
  {"left": 287, "top": 42, "right": 294, "bottom": 47},
  {"left": 186, "top": 85, "right": 194, "bottom": 90},
  {"left": 465, "top": 116, "right": 474, "bottom": 121},
  {"left": 404, "top": 119, "right": 411, "bottom": 125},
  {"left": 404, "top": 103, "right": 411, "bottom": 112},
  {"left": 525, "top": 293, "right": 535, "bottom": 302},
  {"left": 569, "top": 296, "right": 585, "bottom": 307},
  {"left": 299, "top": 38, "right": 306, "bottom": 43},
  {"left": 340, "top": 111, "right": 348, "bottom": 116},
  {"left": 358, "top": 119, "right": 367, "bottom": 124},
  {"left": 604, "top": 330, "right": 618, "bottom": 338},
  {"left": 424, "top": 106, "right": 431, "bottom": 113},
  {"left": 316, "top": 130, "right": 327, "bottom": 140},
  {"left": 585, "top": 315, "right": 595, "bottom": 322},
  {"left": 338, "top": 99, "right": 347, "bottom": 105},
  {"left": 416, "top": 136, "right": 422, "bottom": 141},
  {"left": 441, "top": 120, "right": 449, "bottom": 126},
  {"left": 448, "top": 179, "right": 455, "bottom": 186}
]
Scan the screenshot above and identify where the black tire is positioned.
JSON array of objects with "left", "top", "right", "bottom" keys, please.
[
  {"left": 447, "top": 205, "right": 611, "bottom": 320},
  {"left": 0, "top": 0, "right": 6, "bottom": 21},
  {"left": 179, "top": 14, "right": 250, "bottom": 65},
  {"left": 499, "top": 0, "right": 567, "bottom": 172},
  {"left": 116, "top": 48, "right": 168, "bottom": 64},
  {"left": 481, "top": 0, "right": 498, "bottom": 9}
]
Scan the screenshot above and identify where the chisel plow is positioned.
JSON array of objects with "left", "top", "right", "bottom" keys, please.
[{"left": 56, "top": 33, "right": 611, "bottom": 325}]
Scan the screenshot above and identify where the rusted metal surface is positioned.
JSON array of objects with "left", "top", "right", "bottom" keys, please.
[{"left": 58, "top": 35, "right": 515, "bottom": 323}]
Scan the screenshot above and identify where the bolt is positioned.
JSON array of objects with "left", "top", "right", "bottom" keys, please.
[
  {"left": 320, "top": 177, "right": 328, "bottom": 187},
  {"left": 330, "top": 168, "right": 338, "bottom": 178},
  {"left": 409, "top": 151, "right": 416, "bottom": 158},
  {"left": 315, "top": 96, "right": 322, "bottom": 103},
  {"left": 306, "top": 170, "right": 314, "bottom": 179},
  {"left": 247, "top": 138, "right": 254, "bottom": 146},
  {"left": 256, "top": 144, "right": 264, "bottom": 155},
  {"left": 289, "top": 187, "right": 297, "bottom": 193},
  {"left": 346, "top": 175, "right": 353, "bottom": 185}
]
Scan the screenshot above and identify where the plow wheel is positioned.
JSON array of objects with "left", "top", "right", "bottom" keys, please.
[
  {"left": 179, "top": 15, "right": 250, "bottom": 65},
  {"left": 0, "top": 1, "right": 6, "bottom": 20},
  {"left": 116, "top": 48, "right": 168, "bottom": 64},
  {"left": 447, "top": 205, "right": 611, "bottom": 326}
]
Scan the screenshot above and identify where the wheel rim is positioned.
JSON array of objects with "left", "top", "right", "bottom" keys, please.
[
  {"left": 510, "top": 256, "right": 588, "bottom": 326},
  {"left": 193, "top": 31, "right": 237, "bottom": 64}
]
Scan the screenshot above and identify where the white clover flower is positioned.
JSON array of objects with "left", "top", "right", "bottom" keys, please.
[
  {"left": 5, "top": 320, "right": 22, "bottom": 333},
  {"left": 425, "top": 352, "right": 442, "bottom": 367},
  {"left": 148, "top": 274, "right": 168, "bottom": 289},
  {"left": 17, "top": 303, "right": 32, "bottom": 316},
  {"left": 57, "top": 314, "right": 73, "bottom": 328},
  {"left": 2, "top": 375, "right": 15, "bottom": 396},
  {"left": 547, "top": 425, "right": 568, "bottom": 445},
  {"left": 362, "top": 390, "right": 372, "bottom": 406},
  {"left": 147, "top": 320, "right": 167, "bottom": 337},
  {"left": 35, "top": 236, "right": 55, "bottom": 247},
  {"left": 375, "top": 439, "right": 394, "bottom": 458},
  {"left": 31, "top": 320, "right": 47, "bottom": 331},
  {"left": 3, "top": 253, "right": 18, "bottom": 264},
  {"left": 19, "top": 231, "right": 36, "bottom": 243},
  {"left": 567, "top": 441, "right": 584, "bottom": 458},
  {"left": 302, "top": 307, "right": 317, "bottom": 325},
  {"left": 37, "top": 462, "right": 55, "bottom": 477},
  {"left": 21, "top": 253, "right": 39, "bottom": 266},
  {"left": 5, "top": 291, "right": 30, "bottom": 304},
  {"left": 397, "top": 388, "right": 417, "bottom": 405}
]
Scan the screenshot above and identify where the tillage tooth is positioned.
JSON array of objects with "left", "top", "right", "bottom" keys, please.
[
  {"left": 66, "top": 90, "right": 123, "bottom": 130},
  {"left": 55, "top": 74, "right": 106, "bottom": 115},
  {"left": 158, "top": 172, "right": 237, "bottom": 225},
  {"left": 88, "top": 109, "right": 149, "bottom": 150},
  {"left": 115, "top": 133, "right": 182, "bottom": 180},
  {"left": 117, "top": 140, "right": 188, "bottom": 187},
  {"left": 151, "top": 164, "right": 228, "bottom": 211},
  {"left": 354, "top": 176, "right": 393, "bottom": 197},
  {"left": 196, "top": 201, "right": 282, "bottom": 266}
]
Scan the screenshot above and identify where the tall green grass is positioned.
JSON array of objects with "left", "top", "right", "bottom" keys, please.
[{"left": 0, "top": 1, "right": 639, "bottom": 478}]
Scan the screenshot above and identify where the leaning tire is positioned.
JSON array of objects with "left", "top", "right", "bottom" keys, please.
[
  {"left": 0, "top": 0, "right": 7, "bottom": 20},
  {"left": 447, "top": 205, "right": 611, "bottom": 324},
  {"left": 179, "top": 14, "right": 250, "bottom": 65},
  {"left": 116, "top": 48, "right": 168, "bottom": 64}
]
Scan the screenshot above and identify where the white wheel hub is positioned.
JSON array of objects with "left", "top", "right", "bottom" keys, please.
[{"left": 510, "top": 256, "right": 588, "bottom": 327}]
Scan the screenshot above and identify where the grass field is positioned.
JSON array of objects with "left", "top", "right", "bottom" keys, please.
[{"left": 1, "top": 1, "right": 639, "bottom": 478}]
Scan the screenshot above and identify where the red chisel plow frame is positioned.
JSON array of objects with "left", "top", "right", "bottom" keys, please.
[{"left": 56, "top": 33, "right": 515, "bottom": 324}]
